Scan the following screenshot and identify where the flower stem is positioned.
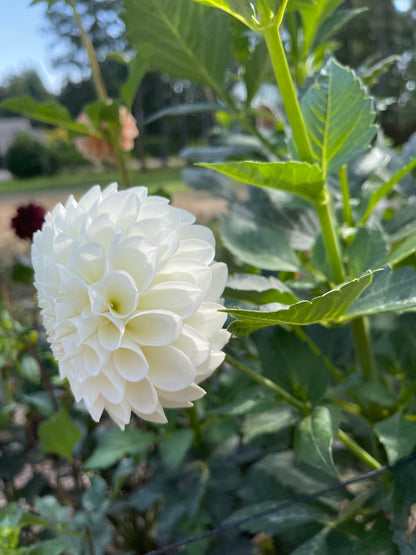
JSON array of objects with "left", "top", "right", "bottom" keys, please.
[
  {"left": 336, "top": 429, "right": 382, "bottom": 470},
  {"left": 225, "top": 353, "right": 309, "bottom": 413},
  {"left": 70, "top": 1, "right": 108, "bottom": 102},
  {"left": 262, "top": 25, "right": 314, "bottom": 163},
  {"left": 351, "top": 317, "right": 377, "bottom": 381},
  {"left": 114, "top": 146, "right": 132, "bottom": 189},
  {"left": 187, "top": 405, "right": 203, "bottom": 452},
  {"left": 315, "top": 196, "right": 346, "bottom": 284},
  {"left": 339, "top": 165, "right": 354, "bottom": 227}
]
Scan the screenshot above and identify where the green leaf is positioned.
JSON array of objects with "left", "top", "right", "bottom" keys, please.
[
  {"left": 345, "top": 228, "right": 388, "bottom": 278},
  {"left": 38, "top": 408, "right": 82, "bottom": 460},
  {"left": 291, "top": 528, "right": 330, "bottom": 554},
  {"left": 202, "top": 161, "right": 325, "bottom": 204},
  {"left": 295, "top": 405, "right": 341, "bottom": 477},
  {"left": 244, "top": 39, "right": 272, "bottom": 105},
  {"left": 124, "top": 0, "right": 231, "bottom": 89},
  {"left": 300, "top": 0, "right": 345, "bottom": 56},
  {"left": 242, "top": 406, "right": 299, "bottom": 443},
  {"left": 225, "top": 273, "right": 299, "bottom": 305},
  {"left": 34, "top": 497, "right": 70, "bottom": 523},
  {"left": 301, "top": 58, "right": 377, "bottom": 175},
  {"left": 255, "top": 327, "right": 330, "bottom": 404},
  {"left": 84, "top": 426, "right": 154, "bottom": 469},
  {"left": 84, "top": 100, "right": 120, "bottom": 130},
  {"left": 312, "top": 8, "right": 367, "bottom": 50},
  {"left": 159, "top": 429, "right": 194, "bottom": 468},
  {"left": 12, "top": 262, "right": 34, "bottom": 284},
  {"left": 28, "top": 539, "right": 66, "bottom": 555},
  {"left": 121, "top": 50, "right": 150, "bottom": 110},
  {"left": 19, "top": 354, "right": 41, "bottom": 384},
  {"left": 386, "top": 234, "right": 416, "bottom": 266},
  {"left": 226, "top": 271, "right": 374, "bottom": 336},
  {"left": 346, "top": 266, "right": 416, "bottom": 318},
  {"left": 208, "top": 386, "right": 277, "bottom": 415},
  {"left": 82, "top": 475, "right": 108, "bottom": 512},
  {"left": 359, "top": 54, "right": 401, "bottom": 89},
  {"left": 191, "top": 0, "right": 254, "bottom": 27},
  {"left": 220, "top": 212, "right": 301, "bottom": 272},
  {"left": 374, "top": 412, "right": 416, "bottom": 464},
  {"left": 0, "top": 97, "right": 91, "bottom": 135},
  {"left": 145, "top": 102, "right": 222, "bottom": 124},
  {"left": 224, "top": 500, "right": 327, "bottom": 535}
]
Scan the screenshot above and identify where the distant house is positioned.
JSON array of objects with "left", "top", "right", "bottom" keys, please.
[{"left": 0, "top": 117, "right": 45, "bottom": 160}]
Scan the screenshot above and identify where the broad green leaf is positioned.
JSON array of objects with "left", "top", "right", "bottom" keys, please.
[
  {"left": 242, "top": 406, "right": 299, "bottom": 443},
  {"left": 225, "top": 273, "right": 299, "bottom": 305},
  {"left": 359, "top": 54, "right": 401, "bottom": 89},
  {"left": 346, "top": 266, "right": 416, "bottom": 318},
  {"left": 38, "top": 408, "right": 82, "bottom": 460},
  {"left": 19, "top": 354, "right": 41, "bottom": 384},
  {"left": 124, "top": 0, "right": 230, "bottom": 89},
  {"left": 291, "top": 528, "right": 330, "bottom": 554},
  {"left": 351, "top": 381, "right": 396, "bottom": 408},
  {"left": 295, "top": 406, "right": 341, "bottom": 477},
  {"left": 202, "top": 161, "right": 325, "bottom": 204},
  {"left": 159, "top": 429, "right": 194, "bottom": 468},
  {"left": 345, "top": 228, "right": 388, "bottom": 278},
  {"left": 385, "top": 234, "right": 416, "bottom": 266},
  {"left": 220, "top": 212, "right": 301, "bottom": 272},
  {"left": 145, "top": 102, "right": 222, "bottom": 124},
  {"left": 208, "top": 386, "right": 277, "bottom": 415},
  {"left": 301, "top": 59, "right": 377, "bottom": 175},
  {"left": 300, "top": 0, "right": 345, "bottom": 56},
  {"left": 191, "top": 0, "right": 254, "bottom": 27},
  {"left": 224, "top": 500, "right": 327, "bottom": 535},
  {"left": 0, "top": 97, "right": 92, "bottom": 135},
  {"left": 121, "top": 50, "right": 150, "bottom": 110},
  {"left": 84, "top": 426, "right": 154, "bottom": 469},
  {"left": 34, "top": 497, "right": 70, "bottom": 523},
  {"left": 226, "top": 271, "right": 374, "bottom": 336},
  {"left": 244, "top": 39, "right": 272, "bottom": 105},
  {"left": 374, "top": 412, "right": 416, "bottom": 464},
  {"left": 82, "top": 475, "right": 108, "bottom": 512},
  {"left": 27, "top": 539, "right": 67, "bottom": 555},
  {"left": 84, "top": 100, "right": 120, "bottom": 130},
  {"left": 255, "top": 327, "right": 330, "bottom": 404},
  {"left": 312, "top": 8, "right": 367, "bottom": 50}
]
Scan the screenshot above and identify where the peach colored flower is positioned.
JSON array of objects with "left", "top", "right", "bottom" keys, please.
[{"left": 75, "top": 107, "right": 139, "bottom": 164}]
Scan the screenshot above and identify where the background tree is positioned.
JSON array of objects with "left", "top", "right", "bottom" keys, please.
[{"left": 0, "top": 70, "right": 53, "bottom": 118}]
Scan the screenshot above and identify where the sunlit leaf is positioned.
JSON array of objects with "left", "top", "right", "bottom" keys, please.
[
  {"left": 301, "top": 59, "right": 377, "bottom": 175},
  {"left": 191, "top": 0, "right": 254, "bottom": 27},
  {"left": 226, "top": 271, "right": 374, "bottom": 336},
  {"left": 225, "top": 273, "right": 299, "bottom": 305},
  {"left": 202, "top": 161, "right": 325, "bottom": 204}
]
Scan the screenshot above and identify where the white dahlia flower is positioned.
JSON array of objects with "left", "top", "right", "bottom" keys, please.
[{"left": 32, "top": 184, "right": 230, "bottom": 429}]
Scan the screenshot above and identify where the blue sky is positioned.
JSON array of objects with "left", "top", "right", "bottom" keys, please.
[{"left": 0, "top": 0, "right": 66, "bottom": 93}]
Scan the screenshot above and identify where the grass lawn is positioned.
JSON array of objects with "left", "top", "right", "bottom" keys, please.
[{"left": 0, "top": 166, "right": 187, "bottom": 195}]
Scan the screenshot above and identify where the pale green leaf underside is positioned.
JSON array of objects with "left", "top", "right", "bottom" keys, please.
[
  {"left": 226, "top": 271, "right": 374, "bottom": 336},
  {"left": 123, "top": 0, "right": 230, "bottom": 89},
  {"left": 346, "top": 266, "right": 416, "bottom": 318},
  {"left": 191, "top": 0, "right": 254, "bottom": 27},
  {"left": 0, "top": 97, "right": 92, "bottom": 135},
  {"left": 301, "top": 58, "right": 377, "bottom": 175},
  {"left": 202, "top": 161, "right": 325, "bottom": 204},
  {"left": 225, "top": 273, "right": 299, "bottom": 305},
  {"left": 295, "top": 406, "right": 340, "bottom": 477}
]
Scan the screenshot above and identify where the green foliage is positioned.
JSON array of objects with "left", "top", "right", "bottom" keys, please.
[
  {"left": 38, "top": 408, "right": 82, "bottom": 459},
  {"left": 5, "top": 132, "right": 54, "bottom": 178}
]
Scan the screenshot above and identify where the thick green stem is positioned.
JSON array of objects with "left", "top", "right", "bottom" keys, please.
[
  {"left": 70, "top": 1, "right": 108, "bottom": 101},
  {"left": 262, "top": 25, "right": 314, "bottom": 163},
  {"left": 316, "top": 197, "right": 346, "bottom": 284},
  {"left": 351, "top": 317, "right": 377, "bottom": 381},
  {"left": 339, "top": 165, "right": 354, "bottom": 227},
  {"left": 336, "top": 429, "right": 382, "bottom": 470},
  {"left": 113, "top": 146, "right": 132, "bottom": 189},
  {"left": 225, "top": 353, "right": 309, "bottom": 413},
  {"left": 187, "top": 405, "right": 203, "bottom": 452}
]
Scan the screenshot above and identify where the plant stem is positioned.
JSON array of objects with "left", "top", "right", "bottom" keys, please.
[
  {"left": 336, "top": 429, "right": 382, "bottom": 470},
  {"left": 187, "top": 405, "right": 203, "bottom": 452},
  {"left": 70, "top": 1, "right": 108, "bottom": 102},
  {"left": 262, "top": 25, "right": 314, "bottom": 163},
  {"left": 315, "top": 197, "right": 346, "bottom": 284},
  {"left": 294, "top": 327, "right": 344, "bottom": 382},
  {"left": 113, "top": 145, "right": 132, "bottom": 189},
  {"left": 339, "top": 165, "right": 354, "bottom": 227},
  {"left": 225, "top": 353, "right": 309, "bottom": 413},
  {"left": 351, "top": 317, "right": 377, "bottom": 381}
]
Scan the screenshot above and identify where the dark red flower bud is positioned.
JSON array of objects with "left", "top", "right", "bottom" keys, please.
[{"left": 11, "top": 203, "right": 46, "bottom": 240}]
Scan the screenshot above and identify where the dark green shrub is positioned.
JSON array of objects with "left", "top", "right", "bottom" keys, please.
[
  {"left": 47, "top": 139, "right": 88, "bottom": 170},
  {"left": 5, "top": 132, "right": 54, "bottom": 178}
]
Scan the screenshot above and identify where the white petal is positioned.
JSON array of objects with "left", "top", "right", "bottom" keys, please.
[
  {"left": 204, "top": 262, "right": 228, "bottom": 302},
  {"left": 112, "top": 341, "right": 149, "bottom": 382},
  {"left": 185, "top": 302, "right": 227, "bottom": 339},
  {"left": 173, "top": 238, "right": 215, "bottom": 264},
  {"left": 105, "top": 401, "right": 131, "bottom": 430},
  {"left": 125, "top": 310, "right": 181, "bottom": 346},
  {"left": 88, "top": 395, "right": 105, "bottom": 422},
  {"left": 210, "top": 329, "right": 231, "bottom": 351},
  {"left": 99, "top": 190, "right": 140, "bottom": 229},
  {"left": 68, "top": 242, "right": 106, "bottom": 283},
  {"left": 81, "top": 377, "right": 101, "bottom": 407},
  {"left": 195, "top": 351, "right": 225, "bottom": 383},
  {"left": 155, "top": 258, "right": 212, "bottom": 293},
  {"left": 101, "top": 270, "right": 139, "bottom": 317},
  {"left": 85, "top": 212, "right": 115, "bottom": 248},
  {"left": 171, "top": 325, "right": 210, "bottom": 367},
  {"left": 144, "top": 345, "right": 195, "bottom": 391},
  {"left": 125, "top": 378, "right": 158, "bottom": 414},
  {"left": 98, "top": 318, "right": 123, "bottom": 351},
  {"left": 108, "top": 236, "right": 158, "bottom": 292},
  {"left": 157, "top": 383, "right": 205, "bottom": 406},
  {"left": 180, "top": 224, "right": 215, "bottom": 246},
  {"left": 97, "top": 365, "right": 126, "bottom": 403},
  {"left": 139, "top": 282, "right": 204, "bottom": 319},
  {"left": 77, "top": 184, "right": 101, "bottom": 211},
  {"left": 132, "top": 402, "right": 167, "bottom": 424},
  {"left": 127, "top": 218, "right": 179, "bottom": 262}
]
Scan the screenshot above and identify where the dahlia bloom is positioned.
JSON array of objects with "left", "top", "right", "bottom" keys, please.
[
  {"left": 11, "top": 202, "right": 46, "bottom": 240},
  {"left": 32, "top": 184, "right": 229, "bottom": 428},
  {"left": 75, "top": 106, "right": 139, "bottom": 164}
]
